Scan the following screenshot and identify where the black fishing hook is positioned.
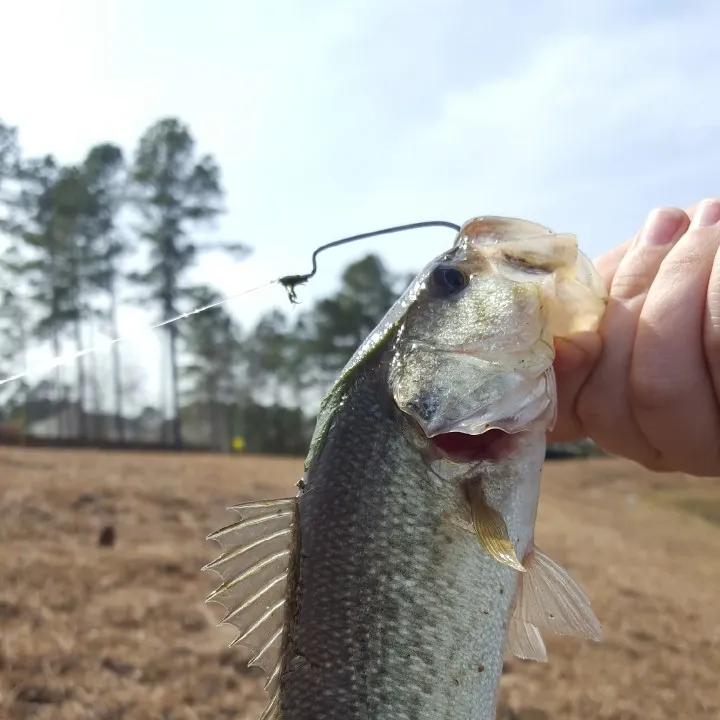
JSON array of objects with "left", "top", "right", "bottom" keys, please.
[{"left": 278, "top": 220, "right": 461, "bottom": 303}]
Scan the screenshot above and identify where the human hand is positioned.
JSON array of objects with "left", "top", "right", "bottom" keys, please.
[{"left": 550, "top": 199, "right": 720, "bottom": 476}]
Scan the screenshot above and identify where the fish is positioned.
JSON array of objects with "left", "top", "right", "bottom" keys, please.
[{"left": 204, "top": 216, "right": 608, "bottom": 719}]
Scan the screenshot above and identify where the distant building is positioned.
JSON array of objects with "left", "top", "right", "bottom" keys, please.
[
  {"left": 22, "top": 401, "right": 228, "bottom": 450},
  {"left": 26, "top": 402, "right": 154, "bottom": 442}
]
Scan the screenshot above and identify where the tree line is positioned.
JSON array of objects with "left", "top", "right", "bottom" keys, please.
[
  {"left": 0, "top": 117, "right": 600, "bottom": 459},
  {"left": 0, "top": 116, "right": 410, "bottom": 454}
]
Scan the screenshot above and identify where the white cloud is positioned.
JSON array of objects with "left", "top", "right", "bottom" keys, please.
[{"left": 365, "top": 2, "right": 720, "bottom": 258}]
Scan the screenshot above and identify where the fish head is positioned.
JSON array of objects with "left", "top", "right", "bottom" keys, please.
[{"left": 389, "top": 216, "right": 606, "bottom": 462}]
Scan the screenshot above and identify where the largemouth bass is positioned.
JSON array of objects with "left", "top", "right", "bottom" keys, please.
[{"left": 205, "top": 216, "right": 607, "bottom": 719}]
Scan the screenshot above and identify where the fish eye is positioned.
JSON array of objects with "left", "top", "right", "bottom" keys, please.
[{"left": 430, "top": 264, "right": 469, "bottom": 297}]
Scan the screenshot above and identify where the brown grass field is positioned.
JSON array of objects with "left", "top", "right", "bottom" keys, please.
[{"left": 1, "top": 447, "right": 719, "bottom": 719}]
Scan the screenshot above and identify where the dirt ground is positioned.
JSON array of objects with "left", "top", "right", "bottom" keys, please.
[{"left": 0, "top": 447, "right": 718, "bottom": 720}]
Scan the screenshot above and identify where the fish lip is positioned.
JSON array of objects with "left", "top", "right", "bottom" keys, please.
[
  {"left": 454, "top": 216, "right": 556, "bottom": 248},
  {"left": 419, "top": 396, "right": 554, "bottom": 439},
  {"left": 405, "top": 365, "right": 557, "bottom": 440},
  {"left": 425, "top": 417, "right": 538, "bottom": 438},
  {"left": 406, "top": 401, "right": 551, "bottom": 464}
]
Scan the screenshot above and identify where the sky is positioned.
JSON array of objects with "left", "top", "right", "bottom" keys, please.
[{"left": 0, "top": 0, "right": 718, "bottom": 405}]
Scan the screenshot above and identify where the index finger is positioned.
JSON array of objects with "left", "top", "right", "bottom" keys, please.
[{"left": 593, "top": 201, "right": 707, "bottom": 288}]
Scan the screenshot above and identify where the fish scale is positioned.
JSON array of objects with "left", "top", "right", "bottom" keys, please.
[{"left": 280, "top": 363, "right": 518, "bottom": 719}]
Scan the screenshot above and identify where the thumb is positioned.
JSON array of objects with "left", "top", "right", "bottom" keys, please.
[{"left": 548, "top": 332, "right": 601, "bottom": 442}]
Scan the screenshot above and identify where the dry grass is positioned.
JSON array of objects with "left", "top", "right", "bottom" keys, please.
[{"left": 0, "top": 448, "right": 718, "bottom": 719}]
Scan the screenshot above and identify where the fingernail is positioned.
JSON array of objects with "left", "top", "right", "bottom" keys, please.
[
  {"left": 638, "top": 208, "right": 685, "bottom": 246},
  {"left": 691, "top": 199, "right": 720, "bottom": 229}
]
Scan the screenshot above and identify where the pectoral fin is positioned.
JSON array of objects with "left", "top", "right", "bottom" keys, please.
[{"left": 469, "top": 490, "right": 526, "bottom": 572}]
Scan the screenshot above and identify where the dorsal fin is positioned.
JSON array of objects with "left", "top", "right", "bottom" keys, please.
[{"left": 204, "top": 497, "right": 297, "bottom": 713}]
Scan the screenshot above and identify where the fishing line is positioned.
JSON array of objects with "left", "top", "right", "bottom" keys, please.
[
  {"left": 0, "top": 219, "right": 461, "bottom": 387},
  {"left": 0, "top": 280, "right": 275, "bottom": 387}
]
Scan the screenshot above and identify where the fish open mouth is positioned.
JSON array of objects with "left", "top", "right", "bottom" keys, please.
[{"left": 430, "top": 428, "right": 521, "bottom": 463}]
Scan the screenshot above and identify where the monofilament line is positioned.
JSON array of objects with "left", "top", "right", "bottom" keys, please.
[
  {"left": 0, "top": 218, "right": 461, "bottom": 388},
  {"left": 0, "top": 278, "right": 278, "bottom": 387}
]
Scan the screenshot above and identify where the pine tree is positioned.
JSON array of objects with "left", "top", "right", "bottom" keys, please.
[{"left": 129, "top": 117, "right": 249, "bottom": 447}]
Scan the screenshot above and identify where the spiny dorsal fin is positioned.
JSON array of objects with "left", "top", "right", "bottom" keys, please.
[
  {"left": 204, "top": 496, "right": 296, "bottom": 710},
  {"left": 258, "top": 689, "right": 280, "bottom": 720}
]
